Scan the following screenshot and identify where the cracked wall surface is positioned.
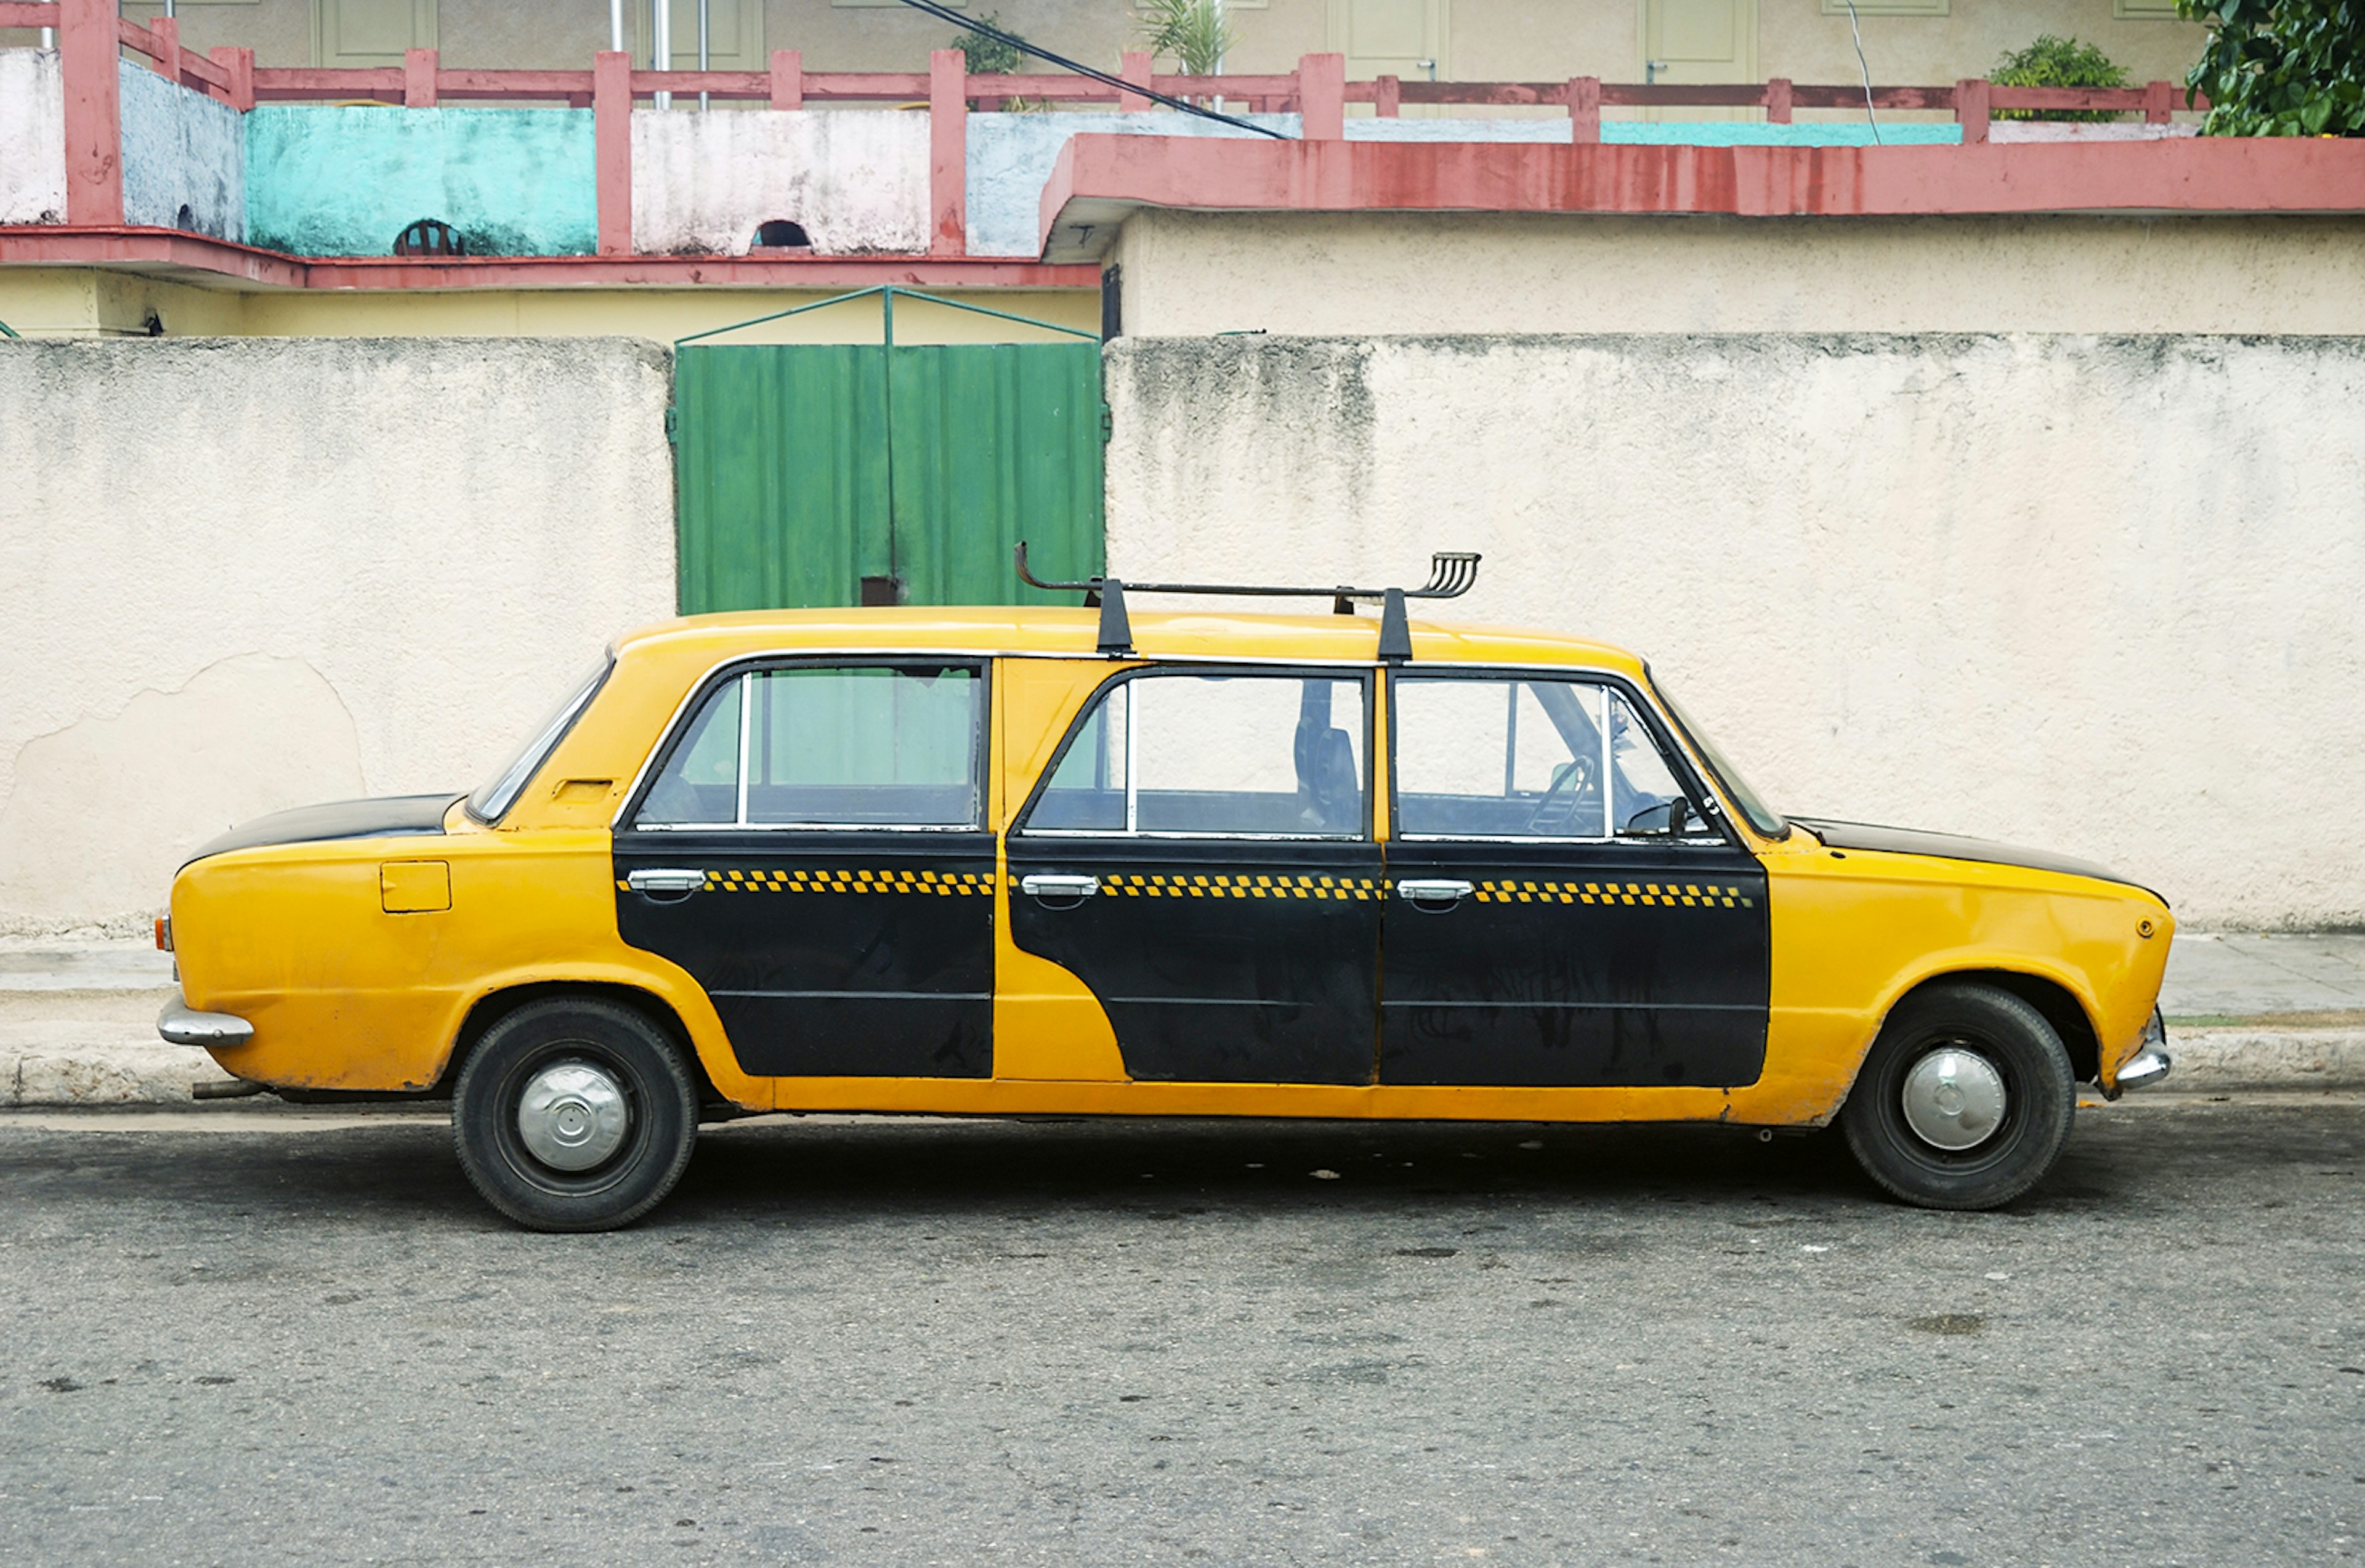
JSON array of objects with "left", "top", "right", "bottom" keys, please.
[
  {"left": 1105, "top": 332, "right": 2365, "bottom": 930},
  {"left": 0, "top": 336, "right": 676, "bottom": 934}
]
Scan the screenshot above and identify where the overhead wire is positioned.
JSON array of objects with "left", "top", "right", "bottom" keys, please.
[
  {"left": 887, "top": 0, "right": 1292, "bottom": 139},
  {"left": 1843, "top": 0, "right": 1883, "bottom": 145}
]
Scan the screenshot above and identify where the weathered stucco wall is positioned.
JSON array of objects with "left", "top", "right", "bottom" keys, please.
[
  {"left": 1105, "top": 333, "right": 2365, "bottom": 929},
  {"left": 245, "top": 107, "right": 596, "bottom": 257},
  {"left": 0, "top": 49, "right": 64, "bottom": 225},
  {"left": 0, "top": 337, "right": 676, "bottom": 934},
  {"left": 1110, "top": 210, "right": 2365, "bottom": 337},
  {"left": 631, "top": 108, "right": 928, "bottom": 256},
  {"left": 119, "top": 59, "right": 246, "bottom": 241}
]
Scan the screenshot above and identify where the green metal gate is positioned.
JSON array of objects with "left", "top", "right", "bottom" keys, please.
[{"left": 671, "top": 288, "right": 1107, "bottom": 613}]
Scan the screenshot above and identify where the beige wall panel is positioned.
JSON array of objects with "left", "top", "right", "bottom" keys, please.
[
  {"left": 1104, "top": 331, "right": 2365, "bottom": 928},
  {"left": 1759, "top": 0, "right": 2204, "bottom": 97},
  {"left": 0, "top": 337, "right": 676, "bottom": 935},
  {"left": 1110, "top": 210, "right": 2365, "bottom": 337}
]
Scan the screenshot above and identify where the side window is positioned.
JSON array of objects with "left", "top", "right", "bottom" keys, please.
[
  {"left": 635, "top": 663, "right": 984, "bottom": 828},
  {"left": 1024, "top": 671, "right": 1369, "bottom": 838},
  {"left": 1393, "top": 677, "right": 1715, "bottom": 840}
]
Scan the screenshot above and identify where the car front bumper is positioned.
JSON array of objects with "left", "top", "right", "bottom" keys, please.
[{"left": 2106, "top": 1009, "right": 2173, "bottom": 1097}]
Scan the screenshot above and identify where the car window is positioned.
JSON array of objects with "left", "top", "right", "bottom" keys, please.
[
  {"left": 1024, "top": 671, "right": 1368, "bottom": 838},
  {"left": 634, "top": 664, "right": 984, "bottom": 829},
  {"left": 465, "top": 653, "right": 613, "bottom": 824},
  {"left": 1394, "top": 677, "right": 1718, "bottom": 841}
]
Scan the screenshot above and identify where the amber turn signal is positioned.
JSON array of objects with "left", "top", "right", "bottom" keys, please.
[{"left": 154, "top": 916, "right": 172, "bottom": 952}]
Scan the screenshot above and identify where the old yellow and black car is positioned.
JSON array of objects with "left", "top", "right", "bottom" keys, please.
[{"left": 158, "top": 556, "right": 2173, "bottom": 1231}]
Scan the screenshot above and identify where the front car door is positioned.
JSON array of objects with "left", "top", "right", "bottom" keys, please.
[
  {"left": 613, "top": 658, "right": 997, "bottom": 1078},
  {"left": 1380, "top": 670, "right": 1768, "bottom": 1088},
  {"left": 1006, "top": 665, "right": 1383, "bottom": 1084}
]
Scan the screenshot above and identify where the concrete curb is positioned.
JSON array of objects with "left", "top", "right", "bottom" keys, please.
[
  {"left": 2, "top": 1027, "right": 2361, "bottom": 1108},
  {"left": 2157, "top": 1028, "right": 2365, "bottom": 1094}
]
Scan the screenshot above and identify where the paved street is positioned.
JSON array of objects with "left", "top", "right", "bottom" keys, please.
[{"left": 2, "top": 1101, "right": 2360, "bottom": 1566}]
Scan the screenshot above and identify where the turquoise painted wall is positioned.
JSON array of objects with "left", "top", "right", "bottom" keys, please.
[{"left": 245, "top": 107, "right": 595, "bottom": 257}]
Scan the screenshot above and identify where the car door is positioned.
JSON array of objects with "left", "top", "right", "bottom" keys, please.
[
  {"left": 612, "top": 658, "right": 997, "bottom": 1078},
  {"left": 1379, "top": 671, "right": 1768, "bottom": 1088},
  {"left": 1005, "top": 666, "right": 1383, "bottom": 1084}
]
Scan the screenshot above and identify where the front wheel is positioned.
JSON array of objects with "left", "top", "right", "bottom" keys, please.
[
  {"left": 1840, "top": 983, "right": 2076, "bottom": 1211},
  {"left": 452, "top": 998, "right": 700, "bottom": 1232}
]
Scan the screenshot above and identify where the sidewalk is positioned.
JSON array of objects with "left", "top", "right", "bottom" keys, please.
[{"left": 3, "top": 932, "right": 2363, "bottom": 1107}]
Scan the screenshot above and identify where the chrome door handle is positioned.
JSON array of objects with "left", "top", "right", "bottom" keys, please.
[
  {"left": 626, "top": 868, "right": 708, "bottom": 894},
  {"left": 1020, "top": 873, "right": 1099, "bottom": 900},
  {"left": 1396, "top": 879, "right": 1474, "bottom": 905}
]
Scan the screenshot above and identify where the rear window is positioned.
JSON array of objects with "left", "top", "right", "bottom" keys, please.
[{"left": 465, "top": 654, "right": 613, "bottom": 825}]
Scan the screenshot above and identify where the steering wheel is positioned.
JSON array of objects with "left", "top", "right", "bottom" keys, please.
[{"left": 1524, "top": 756, "right": 1597, "bottom": 834}]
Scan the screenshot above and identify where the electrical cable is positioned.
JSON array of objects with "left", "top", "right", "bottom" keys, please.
[
  {"left": 887, "top": 0, "right": 1291, "bottom": 139},
  {"left": 1844, "top": 0, "right": 1882, "bottom": 145}
]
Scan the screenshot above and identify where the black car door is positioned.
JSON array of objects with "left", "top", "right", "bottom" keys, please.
[
  {"left": 1005, "top": 666, "right": 1384, "bottom": 1084},
  {"left": 1379, "top": 671, "right": 1769, "bottom": 1089},
  {"left": 612, "top": 659, "right": 997, "bottom": 1079}
]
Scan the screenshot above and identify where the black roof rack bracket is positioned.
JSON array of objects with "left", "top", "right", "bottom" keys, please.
[{"left": 1014, "top": 542, "right": 1478, "bottom": 660}]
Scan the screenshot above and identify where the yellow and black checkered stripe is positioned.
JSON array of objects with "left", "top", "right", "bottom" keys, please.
[
  {"left": 615, "top": 868, "right": 996, "bottom": 896},
  {"left": 1094, "top": 873, "right": 1381, "bottom": 901},
  {"left": 1473, "top": 879, "right": 1753, "bottom": 908}
]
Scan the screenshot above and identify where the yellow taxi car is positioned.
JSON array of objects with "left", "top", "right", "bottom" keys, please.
[{"left": 159, "top": 557, "right": 2173, "bottom": 1231}]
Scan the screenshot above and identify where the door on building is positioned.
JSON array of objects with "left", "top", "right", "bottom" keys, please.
[
  {"left": 1639, "top": 0, "right": 1758, "bottom": 118},
  {"left": 1378, "top": 670, "right": 1769, "bottom": 1088},
  {"left": 1328, "top": 0, "right": 1449, "bottom": 84},
  {"left": 1006, "top": 666, "right": 1385, "bottom": 1085},
  {"left": 314, "top": 0, "right": 437, "bottom": 67},
  {"left": 635, "top": 0, "right": 765, "bottom": 70},
  {"left": 671, "top": 289, "right": 1106, "bottom": 613},
  {"left": 613, "top": 658, "right": 998, "bottom": 1080}
]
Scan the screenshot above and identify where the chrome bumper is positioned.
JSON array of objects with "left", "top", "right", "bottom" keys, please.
[
  {"left": 2107, "top": 1009, "right": 2173, "bottom": 1097},
  {"left": 158, "top": 987, "right": 253, "bottom": 1048}
]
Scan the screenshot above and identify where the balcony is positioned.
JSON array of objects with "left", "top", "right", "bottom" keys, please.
[{"left": 7, "top": 0, "right": 2356, "bottom": 304}]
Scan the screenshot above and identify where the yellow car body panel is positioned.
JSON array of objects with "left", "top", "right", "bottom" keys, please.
[{"left": 169, "top": 606, "right": 2172, "bottom": 1126}]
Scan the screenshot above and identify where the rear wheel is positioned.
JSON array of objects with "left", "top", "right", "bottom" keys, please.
[
  {"left": 452, "top": 998, "right": 698, "bottom": 1232},
  {"left": 1841, "top": 983, "right": 2076, "bottom": 1211}
]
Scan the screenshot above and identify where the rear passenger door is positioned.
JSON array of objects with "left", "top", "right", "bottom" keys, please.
[
  {"left": 1006, "top": 666, "right": 1383, "bottom": 1084},
  {"left": 613, "top": 660, "right": 997, "bottom": 1079},
  {"left": 1380, "top": 671, "right": 1769, "bottom": 1089}
]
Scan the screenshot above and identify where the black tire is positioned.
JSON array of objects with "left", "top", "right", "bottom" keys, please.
[
  {"left": 1840, "top": 982, "right": 2077, "bottom": 1211},
  {"left": 451, "top": 998, "right": 699, "bottom": 1232}
]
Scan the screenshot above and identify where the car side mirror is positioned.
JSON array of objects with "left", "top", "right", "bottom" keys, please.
[{"left": 1621, "top": 801, "right": 1675, "bottom": 836}]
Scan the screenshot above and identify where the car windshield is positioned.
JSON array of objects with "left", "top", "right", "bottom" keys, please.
[
  {"left": 465, "top": 653, "right": 615, "bottom": 824},
  {"left": 1647, "top": 672, "right": 1789, "bottom": 839}
]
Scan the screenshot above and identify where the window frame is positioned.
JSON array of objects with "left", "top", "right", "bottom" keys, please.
[
  {"left": 620, "top": 655, "right": 992, "bottom": 834},
  {"left": 1014, "top": 663, "right": 1378, "bottom": 843},
  {"left": 1385, "top": 666, "right": 1741, "bottom": 849}
]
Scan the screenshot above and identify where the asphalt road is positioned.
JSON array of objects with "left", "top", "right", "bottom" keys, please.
[{"left": 1, "top": 1100, "right": 2359, "bottom": 1567}]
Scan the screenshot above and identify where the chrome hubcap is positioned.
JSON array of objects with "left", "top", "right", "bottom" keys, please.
[
  {"left": 1899, "top": 1046, "right": 2008, "bottom": 1152},
  {"left": 516, "top": 1061, "right": 629, "bottom": 1171}
]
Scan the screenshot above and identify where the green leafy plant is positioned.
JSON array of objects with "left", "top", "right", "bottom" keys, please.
[
  {"left": 955, "top": 14, "right": 1048, "bottom": 111},
  {"left": 2180, "top": 0, "right": 2365, "bottom": 135},
  {"left": 953, "top": 13, "right": 1025, "bottom": 75},
  {"left": 1991, "top": 34, "right": 2132, "bottom": 121},
  {"left": 1139, "top": 0, "right": 1239, "bottom": 78}
]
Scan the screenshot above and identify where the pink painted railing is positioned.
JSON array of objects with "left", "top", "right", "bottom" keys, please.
[{"left": 9, "top": 0, "right": 2206, "bottom": 256}]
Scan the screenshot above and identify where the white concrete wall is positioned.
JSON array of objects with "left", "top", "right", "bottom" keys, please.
[
  {"left": 118, "top": 58, "right": 246, "bottom": 241},
  {"left": 1104, "top": 333, "right": 2365, "bottom": 929},
  {"left": 1109, "top": 210, "right": 2365, "bottom": 337},
  {"left": 0, "top": 49, "right": 65, "bottom": 226},
  {"left": 0, "top": 337, "right": 677, "bottom": 936},
  {"left": 632, "top": 108, "right": 928, "bottom": 256}
]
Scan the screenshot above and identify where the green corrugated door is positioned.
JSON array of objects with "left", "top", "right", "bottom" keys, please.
[
  {"left": 674, "top": 338, "right": 1104, "bottom": 613},
  {"left": 887, "top": 341, "right": 1104, "bottom": 608}
]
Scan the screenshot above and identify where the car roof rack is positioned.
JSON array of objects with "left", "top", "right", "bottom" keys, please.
[{"left": 1014, "top": 543, "right": 1480, "bottom": 662}]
